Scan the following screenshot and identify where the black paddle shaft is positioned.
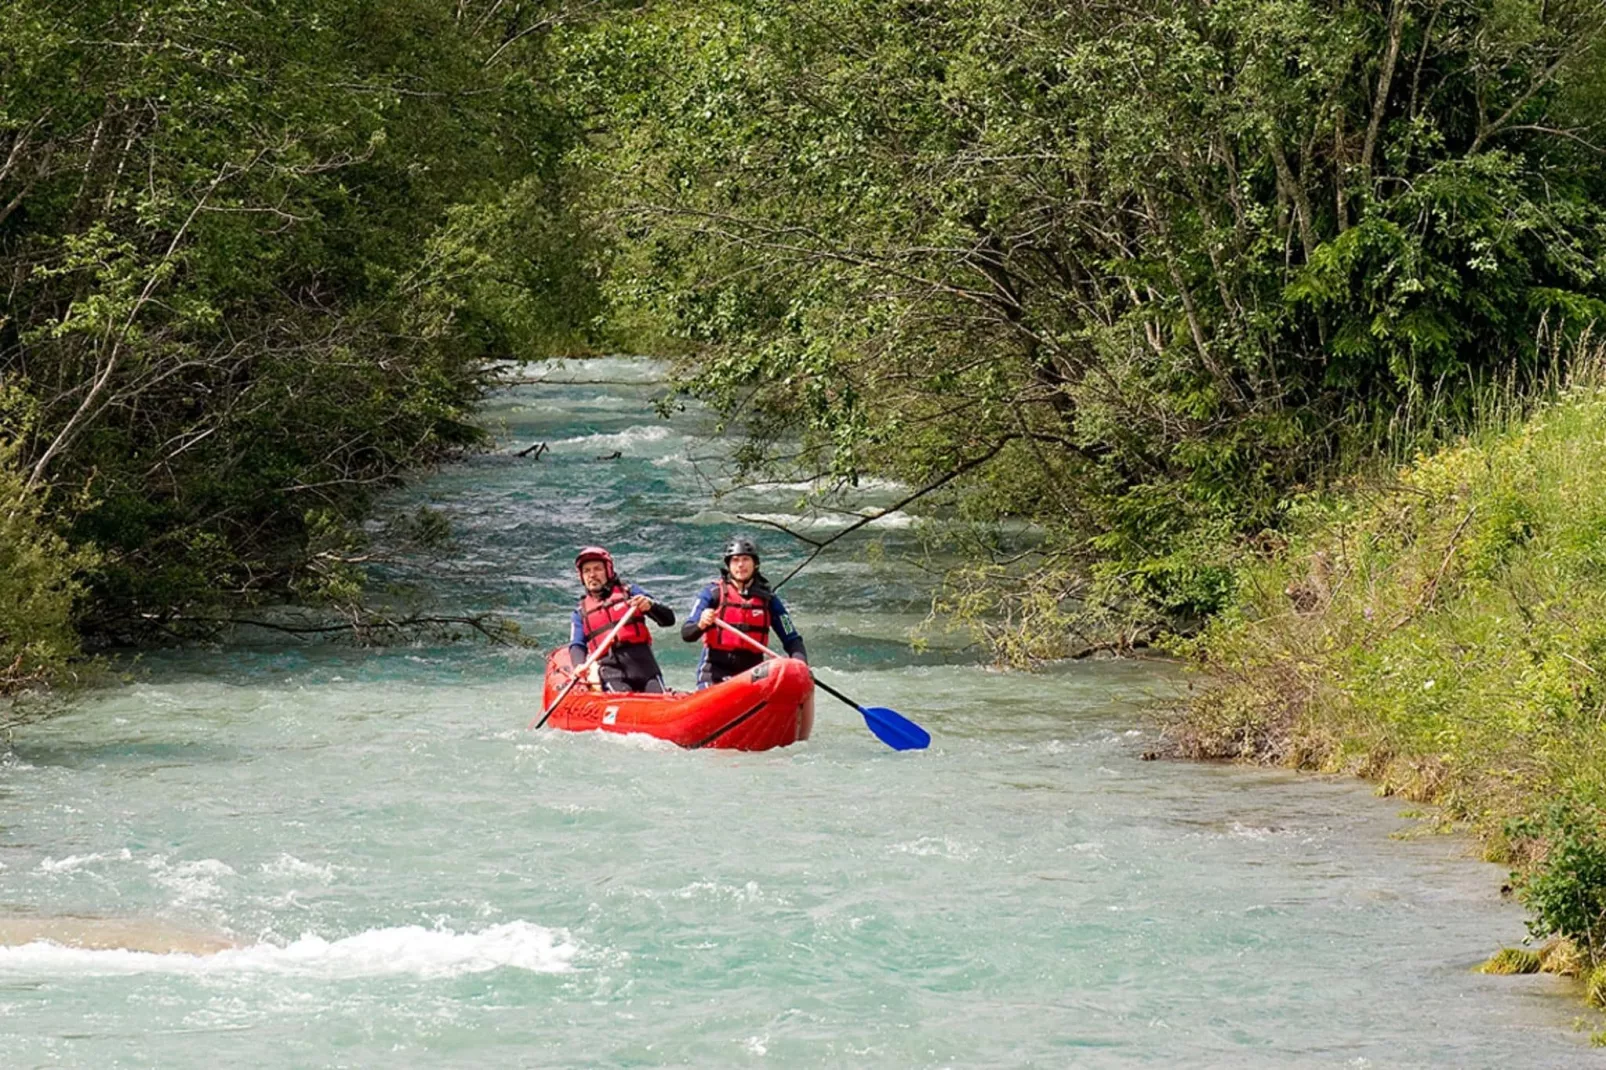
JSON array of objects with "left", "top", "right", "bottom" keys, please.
[
  {"left": 710, "top": 619, "right": 866, "bottom": 713},
  {"left": 708, "top": 618, "right": 930, "bottom": 749},
  {"left": 810, "top": 674, "right": 867, "bottom": 714}
]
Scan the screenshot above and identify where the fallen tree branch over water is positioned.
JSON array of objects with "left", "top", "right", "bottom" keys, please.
[{"left": 149, "top": 611, "right": 538, "bottom": 648}]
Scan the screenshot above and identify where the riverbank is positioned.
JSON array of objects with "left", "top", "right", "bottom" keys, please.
[{"left": 1173, "top": 380, "right": 1606, "bottom": 1022}]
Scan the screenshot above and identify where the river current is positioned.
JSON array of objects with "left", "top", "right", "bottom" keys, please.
[{"left": 0, "top": 359, "right": 1591, "bottom": 1067}]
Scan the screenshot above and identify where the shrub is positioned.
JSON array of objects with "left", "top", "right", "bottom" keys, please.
[
  {"left": 1588, "top": 964, "right": 1606, "bottom": 1009},
  {"left": 1181, "top": 381, "right": 1606, "bottom": 1006},
  {"left": 0, "top": 457, "right": 92, "bottom": 694},
  {"left": 1509, "top": 801, "right": 1606, "bottom": 968}
]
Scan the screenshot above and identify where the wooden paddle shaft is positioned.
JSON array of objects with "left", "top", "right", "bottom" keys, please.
[
  {"left": 711, "top": 617, "right": 782, "bottom": 660},
  {"left": 530, "top": 605, "right": 641, "bottom": 730}
]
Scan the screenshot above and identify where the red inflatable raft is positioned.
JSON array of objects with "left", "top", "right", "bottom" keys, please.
[{"left": 540, "top": 647, "right": 814, "bottom": 750}]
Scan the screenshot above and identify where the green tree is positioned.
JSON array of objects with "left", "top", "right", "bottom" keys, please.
[
  {"left": 0, "top": 0, "right": 600, "bottom": 652},
  {"left": 576, "top": 0, "right": 1606, "bottom": 651}
]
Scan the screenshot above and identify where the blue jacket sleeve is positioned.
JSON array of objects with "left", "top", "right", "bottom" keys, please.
[
  {"left": 769, "top": 594, "right": 807, "bottom": 661},
  {"left": 568, "top": 608, "right": 587, "bottom": 664},
  {"left": 681, "top": 584, "right": 718, "bottom": 642}
]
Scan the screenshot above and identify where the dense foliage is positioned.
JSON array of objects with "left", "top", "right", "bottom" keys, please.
[
  {"left": 1175, "top": 378, "right": 1606, "bottom": 969},
  {"left": 1509, "top": 803, "right": 1606, "bottom": 970},
  {"left": 0, "top": 436, "right": 92, "bottom": 694},
  {"left": 576, "top": 0, "right": 1606, "bottom": 642},
  {"left": 0, "top": 0, "right": 596, "bottom": 668},
  {"left": 5, "top": 0, "right": 1606, "bottom": 682}
]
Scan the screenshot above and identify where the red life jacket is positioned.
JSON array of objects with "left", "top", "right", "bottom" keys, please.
[
  {"left": 578, "top": 586, "right": 652, "bottom": 651},
  {"left": 704, "top": 579, "right": 770, "bottom": 652}
]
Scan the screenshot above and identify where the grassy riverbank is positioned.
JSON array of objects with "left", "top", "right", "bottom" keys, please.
[{"left": 1174, "top": 374, "right": 1606, "bottom": 1010}]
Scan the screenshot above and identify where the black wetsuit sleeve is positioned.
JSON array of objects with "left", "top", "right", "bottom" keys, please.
[{"left": 627, "top": 584, "right": 676, "bottom": 627}]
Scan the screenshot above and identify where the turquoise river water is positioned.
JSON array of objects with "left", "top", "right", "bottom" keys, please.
[{"left": 0, "top": 359, "right": 1595, "bottom": 1067}]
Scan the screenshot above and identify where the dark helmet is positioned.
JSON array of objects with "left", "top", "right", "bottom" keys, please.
[
  {"left": 722, "top": 535, "right": 760, "bottom": 565},
  {"left": 575, "top": 545, "right": 617, "bottom": 581}
]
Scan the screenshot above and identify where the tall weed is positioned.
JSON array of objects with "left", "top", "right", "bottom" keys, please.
[{"left": 1180, "top": 355, "right": 1606, "bottom": 960}]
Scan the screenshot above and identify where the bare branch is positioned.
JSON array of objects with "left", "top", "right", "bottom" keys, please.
[
  {"left": 768, "top": 437, "right": 1018, "bottom": 589},
  {"left": 26, "top": 158, "right": 247, "bottom": 491}
]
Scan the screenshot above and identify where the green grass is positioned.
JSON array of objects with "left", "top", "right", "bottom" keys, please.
[
  {"left": 1176, "top": 375, "right": 1606, "bottom": 978},
  {"left": 1479, "top": 947, "right": 1543, "bottom": 975}
]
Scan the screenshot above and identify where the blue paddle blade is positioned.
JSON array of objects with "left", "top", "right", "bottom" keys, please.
[{"left": 860, "top": 705, "right": 930, "bottom": 751}]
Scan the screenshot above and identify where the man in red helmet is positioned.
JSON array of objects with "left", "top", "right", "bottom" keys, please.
[{"left": 567, "top": 546, "right": 676, "bottom": 693}]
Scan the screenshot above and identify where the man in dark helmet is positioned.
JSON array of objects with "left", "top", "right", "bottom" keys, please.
[
  {"left": 681, "top": 535, "right": 806, "bottom": 689},
  {"left": 567, "top": 546, "right": 676, "bottom": 693}
]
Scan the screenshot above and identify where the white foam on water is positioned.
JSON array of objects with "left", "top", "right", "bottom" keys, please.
[
  {"left": 259, "top": 854, "right": 337, "bottom": 884},
  {"left": 1226, "top": 822, "right": 1291, "bottom": 840},
  {"left": 591, "top": 730, "right": 681, "bottom": 753},
  {"left": 685, "top": 509, "right": 917, "bottom": 531},
  {"left": 552, "top": 425, "right": 675, "bottom": 453},
  {"left": 728, "top": 476, "right": 907, "bottom": 494},
  {"left": 508, "top": 356, "right": 669, "bottom": 385},
  {"left": 0, "top": 921, "right": 578, "bottom": 979},
  {"left": 499, "top": 394, "right": 637, "bottom": 417},
  {"left": 889, "top": 837, "right": 977, "bottom": 861},
  {"left": 671, "top": 879, "right": 769, "bottom": 904},
  {"left": 148, "top": 857, "right": 237, "bottom": 905},
  {"left": 35, "top": 849, "right": 132, "bottom": 874}
]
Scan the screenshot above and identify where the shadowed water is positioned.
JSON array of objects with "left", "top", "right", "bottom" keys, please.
[{"left": 0, "top": 359, "right": 1589, "bottom": 1067}]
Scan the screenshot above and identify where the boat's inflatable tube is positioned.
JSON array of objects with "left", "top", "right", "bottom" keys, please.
[{"left": 540, "top": 648, "right": 814, "bottom": 750}]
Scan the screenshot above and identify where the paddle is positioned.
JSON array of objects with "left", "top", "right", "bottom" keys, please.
[
  {"left": 712, "top": 618, "right": 930, "bottom": 751},
  {"left": 528, "top": 605, "right": 640, "bottom": 730}
]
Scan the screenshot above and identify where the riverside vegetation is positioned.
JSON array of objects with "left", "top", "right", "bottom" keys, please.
[
  {"left": 5, "top": 0, "right": 1606, "bottom": 1017},
  {"left": 577, "top": 0, "right": 1606, "bottom": 647},
  {"left": 0, "top": 0, "right": 599, "bottom": 691},
  {"left": 1174, "top": 367, "right": 1606, "bottom": 1021}
]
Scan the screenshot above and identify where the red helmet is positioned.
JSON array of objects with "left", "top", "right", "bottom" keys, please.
[{"left": 575, "top": 545, "right": 616, "bottom": 581}]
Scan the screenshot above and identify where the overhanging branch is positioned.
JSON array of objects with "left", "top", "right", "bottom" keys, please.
[{"left": 764, "top": 437, "right": 1018, "bottom": 589}]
